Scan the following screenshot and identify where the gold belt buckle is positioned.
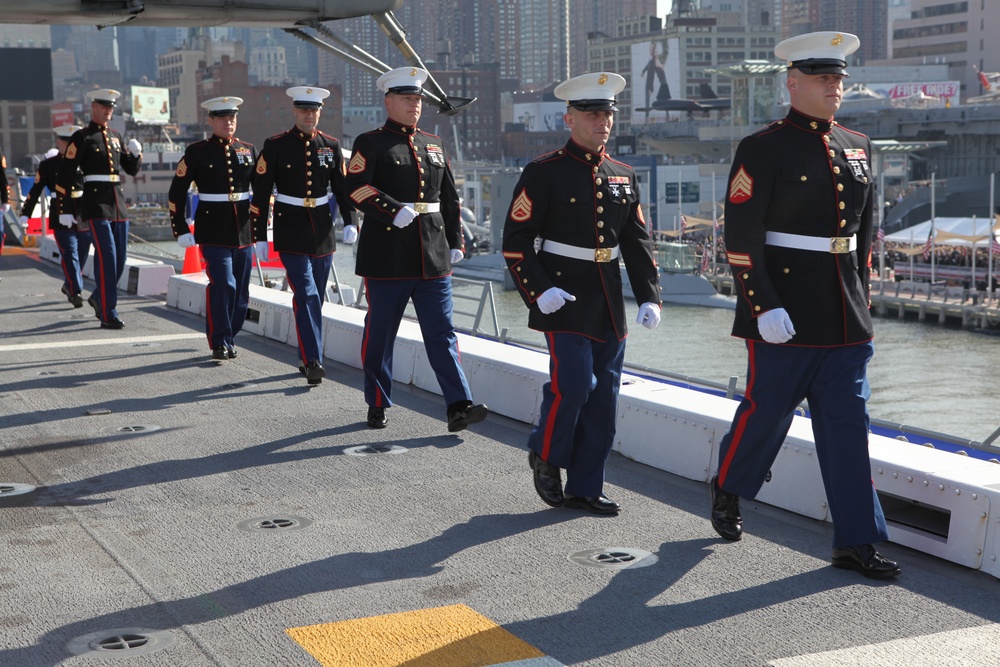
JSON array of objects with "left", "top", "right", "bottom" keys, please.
[
  {"left": 594, "top": 247, "right": 612, "bottom": 263},
  {"left": 302, "top": 197, "right": 316, "bottom": 208},
  {"left": 228, "top": 192, "right": 240, "bottom": 202},
  {"left": 414, "top": 202, "right": 429, "bottom": 214},
  {"left": 70, "top": 190, "right": 83, "bottom": 198},
  {"left": 109, "top": 174, "right": 120, "bottom": 183},
  {"left": 829, "top": 237, "right": 850, "bottom": 254}
]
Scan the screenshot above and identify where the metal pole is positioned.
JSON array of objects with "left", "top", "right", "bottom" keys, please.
[
  {"left": 677, "top": 168, "right": 682, "bottom": 236},
  {"left": 930, "top": 172, "right": 936, "bottom": 284},
  {"left": 971, "top": 214, "right": 977, "bottom": 289},
  {"left": 878, "top": 151, "right": 886, "bottom": 281},
  {"left": 990, "top": 172, "right": 996, "bottom": 294},
  {"left": 711, "top": 172, "right": 717, "bottom": 273}
]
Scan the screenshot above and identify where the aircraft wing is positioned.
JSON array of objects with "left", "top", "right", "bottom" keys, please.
[{"left": 0, "top": 0, "right": 403, "bottom": 27}]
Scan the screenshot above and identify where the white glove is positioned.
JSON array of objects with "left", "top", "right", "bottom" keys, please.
[
  {"left": 2, "top": 203, "right": 10, "bottom": 214},
  {"left": 536, "top": 287, "right": 576, "bottom": 315},
  {"left": 636, "top": 302, "right": 661, "bottom": 330},
  {"left": 450, "top": 249, "right": 464, "bottom": 264},
  {"left": 127, "top": 138, "right": 142, "bottom": 155},
  {"left": 757, "top": 307, "right": 796, "bottom": 344},
  {"left": 392, "top": 205, "right": 418, "bottom": 228},
  {"left": 342, "top": 224, "right": 358, "bottom": 244},
  {"left": 18, "top": 215, "right": 28, "bottom": 226},
  {"left": 254, "top": 241, "right": 270, "bottom": 262},
  {"left": 177, "top": 233, "right": 196, "bottom": 248},
  {"left": 58, "top": 214, "right": 75, "bottom": 228}
]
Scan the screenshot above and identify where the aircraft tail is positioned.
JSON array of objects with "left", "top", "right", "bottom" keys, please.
[{"left": 699, "top": 83, "right": 718, "bottom": 99}]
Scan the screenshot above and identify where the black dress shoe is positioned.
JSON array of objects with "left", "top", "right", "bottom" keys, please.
[
  {"left": 564, "top": 495, "right": 621, "bottom": 515},
  {"left": 832, "top": 544, "right": 901, "bottom": 579},
  {"left": 100, "top": 317, "right": 125, "bottom": 330},
  {"left": 446, "top": 401, "right": 489, "bottom": 433},
  {"left": 298, "top": 364, "right": 306, "bottom": 375},
  {"left": 710, "top": 475, "right": 743, "bottom": 541},
  {"left": 212, "top": 346, "right": 228, "bottom": 361},
  {"left": 305, "top": 360, "right": 325, "bottom": 385},
  {"left": 367, "top": 406, "right": 388, "bottom": 429},
  {"left": 528, "top": 450, "right": 563, "bottom": 507},
  {"left": 70, "top": 293, "right": 84, "bottom": 308},
  {"left": 226, "top": 345, "right": 237, "bottom": 359},
  {"left": 87, "top": 295, "right": 100, "bottom": 319}
]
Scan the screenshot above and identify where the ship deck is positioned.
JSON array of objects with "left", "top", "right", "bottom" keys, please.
[{"left": 2, "top": 249, "right": 1000, "bottom": 666}]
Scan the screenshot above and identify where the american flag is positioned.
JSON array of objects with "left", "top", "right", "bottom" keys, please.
[
  {"left": 701, "top": 246, "right": 710, "bottom": 274},
  {"left": 922, "top": 231, "right": 933, "bottom": 260},
  {"left": 992, "top": 236, "right": 1000, "bottom": 254},
  {"left": 680, "top": 215, "right": 687, "bottom": 239},
  {"left": 876, "top": 226, "right": 885, "bottom": 242}
]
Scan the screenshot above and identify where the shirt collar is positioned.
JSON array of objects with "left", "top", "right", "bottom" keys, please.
[
  {"left": 564, "top": 138, "right": 606, "bottom": 165},
  {"left": 786, "top": 107, "right": 834, "bottom": 133},
  {"left": 384, "top": 118, "right": 417, "bottom": 135}
]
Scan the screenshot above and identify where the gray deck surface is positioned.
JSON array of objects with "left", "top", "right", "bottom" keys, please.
[{"left": 2, "top": 250, "right": 1000, "bottom": 667}]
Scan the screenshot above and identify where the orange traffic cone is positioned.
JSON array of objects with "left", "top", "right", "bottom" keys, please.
[{"left": 181, "top": 244, "right": 204, "bottom": 274}]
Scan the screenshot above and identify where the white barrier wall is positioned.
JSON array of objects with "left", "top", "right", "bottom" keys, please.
[
  {"left": 39, "top": 235, "right": 175, "bottom": 296},
  {"left": 166, "top": 273, "right": 1000, "bottom": 579}
]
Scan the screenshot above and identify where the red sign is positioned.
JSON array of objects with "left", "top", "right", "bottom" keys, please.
[{"left": 51, "top": 103, "right": 74, "bottom": 127}]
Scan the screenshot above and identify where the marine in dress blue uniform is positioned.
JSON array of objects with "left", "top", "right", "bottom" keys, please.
[
  {"left": 57, "top": 88, "right": 143, "bottom": 329},
  {"left": 346, "top": 67, "right": 488, "bottom": 432},
  {"left": 710, "top": 32, "right": 899, "bottom": 578},
  {"left": 250, "top": 86, "right": 355, "bottom": 385},
  {"left": 169, "top": 96, "right": 256, "bottom": 361},
  {"left": 21, "top": 125, "right": 90, "bottom": 307},
  {"left": 502, "top": 72, "right": 661, "bottom": 515}
]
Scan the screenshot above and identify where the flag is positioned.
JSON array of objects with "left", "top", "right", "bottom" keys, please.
[
  {"left": 980, "top": 70, "right": 992, "bottom": 91},
  {"left": 876, "top": 227, "right": 885, "bottom": 242},
  {"left": 680, "top": 214, "right": 687, "bottom": 239},
  {"left": 922, "top": 231, "right": 933, "bottom": 260},
  {"left": 701, "top": 245, "right": 710, "bottom": 274},
  {"left": 992, "top": 236, "right": 1000, "bottom": 254}
]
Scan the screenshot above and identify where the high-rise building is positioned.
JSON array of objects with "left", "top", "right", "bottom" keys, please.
[
  {"left": 883, "top": 0, "right": 1000, "bottom": 100},
  {"left": 818, "top": 1, "right": 887, "bottom": 64},
  {"left": 157, "top": 34, "right": 243, "bottom": 125}
]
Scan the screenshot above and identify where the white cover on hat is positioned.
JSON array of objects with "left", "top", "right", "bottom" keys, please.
[
  {"left": 553, "top": 72, "right": 626, "bottom": 104},
  {"left": 201, "top": 96, "right": 244, "bottom": 113},
  {"left": 53, "top": 125, "right": 82, "bottom": 138},
  {"left": 376, "top": 67, "right": 429, "bottom": 93},
  {"left": 774, "top": 31, "right": 860, "bottom": 65},
  {"left": 285, "top": 86, "right": 330, "bottom": 106},
  {"left": 86, "top": 88, "right": 121, "bottom": 104}
]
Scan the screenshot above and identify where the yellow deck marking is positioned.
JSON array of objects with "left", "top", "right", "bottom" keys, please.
[
  {"left": 0, "top": 333, "right": 203, "bottom": 352},
  {"left": 287, "top": 604, "right": 545, "bottom": 667}
]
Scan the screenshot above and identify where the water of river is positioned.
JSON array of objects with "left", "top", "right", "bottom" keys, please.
[{"left": 144, "top": 240, "right": 1000, "bottom": 443}]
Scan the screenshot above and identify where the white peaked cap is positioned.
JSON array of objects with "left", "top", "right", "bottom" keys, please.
[
  {"left": 553, "top": 72, "right": 626, "bottom": 111},
  {"left": 377, "top": 67, "right": 429, "bottom": 95},
  {"left": 201, "top": 96, "right": 244, "bottom": 116},
  {"left": 86, "top": 88, "right": 121, "bottom": 106},
  {"left": 286, "top": 86, "right": 330, "bottom": 108},
  {"left": 775, "top": 31, "right": 860, "bottom": 76},
  {"left": 53, "top": 125, "right": 82, "bottom": 138}
]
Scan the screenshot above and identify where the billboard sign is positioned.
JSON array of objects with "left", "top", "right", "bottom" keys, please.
[
  {"left": 130, "top": 86, "right": 170, "bottom": 124},
  {"left": 51, "top": 103, "right": 75, "bottom": 127},
  {"left": 868, "top": 81, "right": 960, "bottom": 100},
  {"left": 511, "top": 101, "right": 567, "bottom": 132},
  {"left": 631, "top": 38, "right": 681, "bottom": 125}
]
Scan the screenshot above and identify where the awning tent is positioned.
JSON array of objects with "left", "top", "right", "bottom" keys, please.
[{"left": 884, "top": 216, "right": 998, "bottom": 248}]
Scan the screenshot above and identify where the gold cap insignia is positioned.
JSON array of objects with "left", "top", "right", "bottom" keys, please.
[
  {"left": 222, "top": 97, "right": 229, "bottom": 102},
  {"left": 306, "top": 88, "right": 313, "bottom": 94},
  {"left": 598, "top": 73, "right": 608, "bottom": 85},
  {"left": 831, "top": 33, "right": 843, "bottom": 46},
  {"left": 410, "top": 68, "right": 417, "bottom": 76}
]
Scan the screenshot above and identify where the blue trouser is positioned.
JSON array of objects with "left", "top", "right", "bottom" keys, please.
[
  {"left": 280, "top": 252, "right": 332, "bottom": 365},
  {"left": 716, "top": 340, "right": 888, "bottom": 548},
  {"left": 202, "top": 244, "right": 252, "bottom": 350},
  {"left": 88, "top": 218, "right": 129, "bottom": 321},
  {"left": 528, "top": 328, "right": 626, "bottom": 498},
  {"left": 54, "top": 226, "right": 92, "bottom": 297},
  {"left": 361, "top": 276, "right": 472, "bottom": 410}
]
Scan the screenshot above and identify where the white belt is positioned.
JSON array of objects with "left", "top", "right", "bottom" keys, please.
[
  {"left": 275, "top": 193, "right": 329, "bottom": 208},
  {"left": 405, "top": 202, "right": 441, "bottom": 214},
  {"left": 84, "top": 174, "right": 120, "bottom": 183},
  {"left": 199, "top": 192, "right": 250, "bottom": 202},
  {"left": 59, "top": 214, "right": 76, "bottom": 225},
  {"left": 542, "top": 239, "right": 620, "bottom": 263},
  {"left": 765, "top": 231, "right": 857, "bottom": 254}
]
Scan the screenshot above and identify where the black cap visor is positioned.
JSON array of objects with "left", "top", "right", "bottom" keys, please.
[
  {"left": 386, "top": 85, "right": 426, "bottom": 97},
  {"left": 568, "top": 99, "right": 618, "bottom": 112},
  {"left": 93, "top": 99, "right": 116, "bottom": 108},
  {"left": 788, "top": 58, "right": 850, "bottom": 77},
  {"left": 208, "top": 109, "right": 239, "bottom": 117}
]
